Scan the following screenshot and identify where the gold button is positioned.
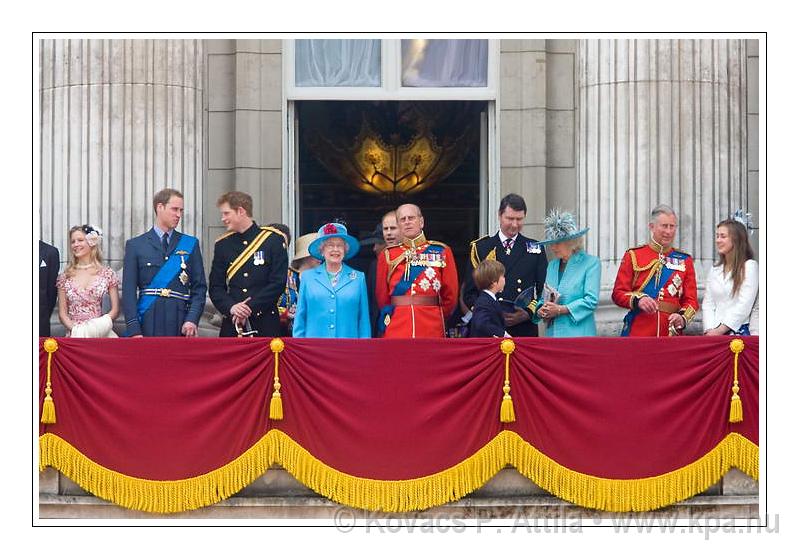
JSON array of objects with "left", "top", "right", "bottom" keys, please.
[
  {"left": 243, "top": 240, "right": 248, "bottom": 245},
  {"left": 243, "top": 273, "right": 249, "bottom": 277},
  {"left": 242, "top": 288, "right": 248, "bottom": 293},
  {"left": 517, "top": 279, "right": 522, "bottom": 284},
  {"left": 517, "top": 288, "right": 522, "bottom": 293}
]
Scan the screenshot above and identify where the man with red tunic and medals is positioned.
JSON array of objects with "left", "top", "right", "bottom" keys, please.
[
  {"left": 612, "top": 204, "right": 698, "bottom": 337},
  {"left": 376, "top": 204, "right": 458, "bottom": 338}
]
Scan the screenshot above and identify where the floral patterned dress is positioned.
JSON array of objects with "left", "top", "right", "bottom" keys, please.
[{"left": 56, "top": 267, "right": 119, "bottom": 336}]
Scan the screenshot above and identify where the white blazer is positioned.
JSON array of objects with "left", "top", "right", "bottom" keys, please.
[{"left": 702, "top": 260, "right": 759, "bottom": 334}]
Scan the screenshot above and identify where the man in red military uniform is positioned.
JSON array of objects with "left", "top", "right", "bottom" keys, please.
[
  {"left": 612, "top": 205, "right": 698, "bottom": 337},
  {"left": 376, "top": 204, "right": 458, "bottom": 338}
]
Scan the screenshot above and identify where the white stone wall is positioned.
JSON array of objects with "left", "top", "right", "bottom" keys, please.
[
  {"left": 499, "top": 39, "right": 579, "bottom": 240},
  {"left": 746, "top": 40, "right": 759, "bottom": 259},
  {"left": 499, "top": 40, "right": 548, "bottom": 238},
  {"left": 39, "top": 39, "right": 205, "bottom": 269},
  {"left": 205, "top": 39, "right": 283, "bottom": 257}
]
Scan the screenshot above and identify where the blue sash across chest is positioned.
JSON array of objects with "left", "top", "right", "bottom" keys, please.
[
  {"left": 137, "top": 235, "right": 197, "bottom": 322},
  {"left": 621, "top": 253, "right": 683, "bottom": 336}
]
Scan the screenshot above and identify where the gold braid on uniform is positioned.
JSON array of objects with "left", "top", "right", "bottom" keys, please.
[{"left": 469, "top": 236, "right": 493, "bottom": 269}]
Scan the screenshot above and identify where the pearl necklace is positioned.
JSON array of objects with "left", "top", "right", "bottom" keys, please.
[{"left": 75, "top": 263, "right": 95, "bottom": 270}]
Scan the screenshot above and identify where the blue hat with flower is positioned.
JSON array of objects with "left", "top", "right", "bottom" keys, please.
[
  {"left": 308, "top": 223, "right": 360, "bottom": 261},
  {"left": 539, "top": 209, "right": 590, "bottom": 246}
]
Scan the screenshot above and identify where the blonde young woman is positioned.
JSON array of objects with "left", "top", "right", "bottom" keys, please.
[{"left": 57, "top": 225, "right": 120, "bottom": 337}]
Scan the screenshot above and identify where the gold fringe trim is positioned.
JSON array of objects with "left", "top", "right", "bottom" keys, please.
[
  {"left": 509, "top": 431, "right": 758, "bottom": 512},
  {"left": 39, "top": 432, "right": 279, "bottom": 514},
  {"left": 39, "top": 430, "right": 758, "bottom": 514}
]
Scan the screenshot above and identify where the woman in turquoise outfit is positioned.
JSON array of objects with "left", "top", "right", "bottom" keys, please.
[
  {"left": 292, "top": 223, "right": 371, "bottom": 339},
  {"left": 533, "top": 210, "right": 600, "bottom": 337}
]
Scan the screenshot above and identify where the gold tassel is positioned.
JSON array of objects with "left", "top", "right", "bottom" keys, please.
[
  {"left": 499, "top": 339, "right": 516, "bottom": 423},
  {"left": 269, "top": 338, "right": 285, "bottom": 420},
  {"left": 729, "top": 339, "right": 745, "bottom": 423},
  {"left": 41, "top": 338, "right": 59, "bottom": 424}
]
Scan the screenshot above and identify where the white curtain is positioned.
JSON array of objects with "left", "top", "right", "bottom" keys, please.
[
  {"left": 402, "top": 40, "right": 488, "bottom": 87},
  {"left": 295, "top": 40, "right": 381, "bottom": 87}
]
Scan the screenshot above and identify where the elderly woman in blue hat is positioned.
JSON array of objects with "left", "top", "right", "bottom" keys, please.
[
  {"left": 292, "top": 223, "right": 371, "bottom": 338},
  {"left": 533, "top": 210, "right": 601, "bottom": 337}
]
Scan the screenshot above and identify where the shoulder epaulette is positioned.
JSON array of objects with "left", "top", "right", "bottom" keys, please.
[
  {"left": 470, "top": 236, "right": 495, "bottom": 268},
  {"left": 215, "top": 231, "right": 235, "bottom": 243},
  {"left": 259, "top": 226, "right": 286, "bottom": 246},
  {"left": 428, "top": 240, "right": 449, "bottom": 249},
  {"left": 260, "top": 225, "right": 282, "bottom": 236}
]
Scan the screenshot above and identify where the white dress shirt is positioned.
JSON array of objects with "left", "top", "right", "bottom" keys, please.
[{"left": 702, "top": 260, "right": 759, "bottom": 334}]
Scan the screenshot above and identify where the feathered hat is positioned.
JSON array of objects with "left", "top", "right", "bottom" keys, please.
[{"left": 539, "top": 209, "right": 590, "bottom": 246}]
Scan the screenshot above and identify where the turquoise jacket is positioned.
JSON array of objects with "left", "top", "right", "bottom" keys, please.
[
  {"left": 533, "top": 250, "right": 600, "bottom": 337},
  {"left": 293, "top": 263, "right": 371, "bottom": 338}
]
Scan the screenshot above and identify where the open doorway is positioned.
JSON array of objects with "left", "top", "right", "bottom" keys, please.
[{"left": 296, "top": 100, "right": 486, "bottom": 278}]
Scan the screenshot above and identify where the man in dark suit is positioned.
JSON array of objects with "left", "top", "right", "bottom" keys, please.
[
  {"left": 39, "top": 240, "right": 60, "bottom": 337},
  {"left": 464, "top": 194, "right": 548, "bottom": 337},
  {"left": 209, "top": 191, "right": 288, "bottom": 338},
  {"left": 122, "top": 188, "right": 207, "bottom": 337}
]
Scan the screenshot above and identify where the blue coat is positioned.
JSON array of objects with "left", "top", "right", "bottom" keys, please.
[
  {"left": 533, "top": 250, "right": 600, "bottom": 337},
  {"left": 292, "top": 263, "right": 371, "bottom": 339},
  {"left": 122, "top": 229, "right": 207, "bottom": 336}
]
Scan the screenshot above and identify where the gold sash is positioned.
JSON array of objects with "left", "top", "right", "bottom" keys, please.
[{"left": 226, "top": 228, "right": 275, "bottom": 281}]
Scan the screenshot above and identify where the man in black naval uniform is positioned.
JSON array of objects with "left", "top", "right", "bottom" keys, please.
[
  {"left": 209, "top": 191, "right": 288, "bottom": 337},
  {"left": 464, "top": 193, "right": 548, "bottom": 337}
]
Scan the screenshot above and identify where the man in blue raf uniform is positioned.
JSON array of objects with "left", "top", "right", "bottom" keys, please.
[
  {"left": 463, "top": 193, "right": 548, "bottom": 337},
  {"left": 209, "top": 191, "right": 289, "bottom": 337},
  {"left": 122, "top": 188, "right": 207, "bottom": 337}
]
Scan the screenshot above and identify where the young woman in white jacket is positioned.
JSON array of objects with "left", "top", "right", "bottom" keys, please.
[{"left": 702, "top": 219, "right": 759, "bottom": 336}]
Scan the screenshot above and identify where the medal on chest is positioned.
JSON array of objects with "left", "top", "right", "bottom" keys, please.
[
  {"left": 665, "top": 255, "right": 686, "bottom": 271},
  {"left": 253, "top": 250, "right": 265, "bottom": 266},
  {"left": 177, "top": 251, "right": 190, "bottom": 286},
  {"left": 526, "top": 241, "right": 541, "bottom": 254}
]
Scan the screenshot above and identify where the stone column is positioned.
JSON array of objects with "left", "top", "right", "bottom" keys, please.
[
  {"left": 205, "top": 39, "right": 283, "bottom": 252},
  {"left": 39, "top": 39, "right": 205, "bottom": 269},
  {"left": 577, "top": 39, "right": 749, "bottom": 333}
]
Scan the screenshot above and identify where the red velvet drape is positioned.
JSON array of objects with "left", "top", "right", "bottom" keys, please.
[{"left": 39, "top": 336, "right": 758, "bottom": 481}]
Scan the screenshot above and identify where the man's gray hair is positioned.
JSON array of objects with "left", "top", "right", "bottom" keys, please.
[{"left": 649, "top": 204, "right": 677, "bottom": 223}]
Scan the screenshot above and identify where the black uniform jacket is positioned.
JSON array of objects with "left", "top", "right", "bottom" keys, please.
[{"left": 209, "top": 222, "right": 289, "bottom": 337}]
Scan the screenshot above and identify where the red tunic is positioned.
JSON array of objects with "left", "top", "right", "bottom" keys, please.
[
  {"left": 612, "top": 242, "right": 698, "bottom": 337},
  {"left": 376, "top": 233, "right": 459, "bottom": 338}
]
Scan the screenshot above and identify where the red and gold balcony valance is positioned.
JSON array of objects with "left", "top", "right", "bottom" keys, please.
[{"left": 38, "top": 336, "right": 758, "bottom": 514}]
